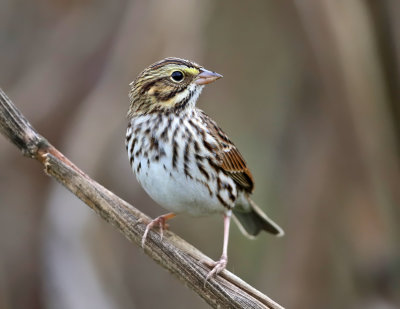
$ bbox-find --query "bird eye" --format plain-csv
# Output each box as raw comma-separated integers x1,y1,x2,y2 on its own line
171,71,184,82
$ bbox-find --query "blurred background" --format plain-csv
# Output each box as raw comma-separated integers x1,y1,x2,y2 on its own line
1,0,399,308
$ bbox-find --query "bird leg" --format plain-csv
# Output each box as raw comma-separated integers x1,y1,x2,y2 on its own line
205,211,231,281
141,213,176,247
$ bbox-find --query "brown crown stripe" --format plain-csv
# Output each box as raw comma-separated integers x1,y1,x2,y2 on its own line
149,58,200,70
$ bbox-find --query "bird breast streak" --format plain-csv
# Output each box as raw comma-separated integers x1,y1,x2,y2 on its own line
126,113,237,215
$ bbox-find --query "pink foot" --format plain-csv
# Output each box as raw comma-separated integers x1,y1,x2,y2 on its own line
141,213,175,247
205,254,228,281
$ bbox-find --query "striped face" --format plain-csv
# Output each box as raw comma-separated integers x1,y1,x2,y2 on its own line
128,57,222,117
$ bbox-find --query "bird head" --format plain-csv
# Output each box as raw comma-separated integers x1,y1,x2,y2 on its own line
128,57,222,117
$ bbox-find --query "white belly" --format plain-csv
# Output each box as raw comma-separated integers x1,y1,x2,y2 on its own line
135,156,223,216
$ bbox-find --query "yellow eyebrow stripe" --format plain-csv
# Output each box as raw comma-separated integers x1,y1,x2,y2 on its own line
183,67,200,75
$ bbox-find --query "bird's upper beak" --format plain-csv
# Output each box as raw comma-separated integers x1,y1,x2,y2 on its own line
195,68,223,85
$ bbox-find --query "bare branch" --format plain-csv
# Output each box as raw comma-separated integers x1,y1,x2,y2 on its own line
0,88,284,309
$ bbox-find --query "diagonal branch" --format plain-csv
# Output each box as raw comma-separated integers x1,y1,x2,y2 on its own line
0,88,284,309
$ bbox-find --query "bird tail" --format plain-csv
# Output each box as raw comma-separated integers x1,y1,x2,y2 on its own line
232,198,284,239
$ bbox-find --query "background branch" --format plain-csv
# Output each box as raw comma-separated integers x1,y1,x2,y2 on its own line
0,88,284,309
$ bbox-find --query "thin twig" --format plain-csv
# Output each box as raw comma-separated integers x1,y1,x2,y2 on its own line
0,88,284,309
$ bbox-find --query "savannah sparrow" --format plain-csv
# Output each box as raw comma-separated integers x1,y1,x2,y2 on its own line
126,57,284,279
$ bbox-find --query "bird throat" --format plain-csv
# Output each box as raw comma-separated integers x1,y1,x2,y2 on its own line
129,83,203,117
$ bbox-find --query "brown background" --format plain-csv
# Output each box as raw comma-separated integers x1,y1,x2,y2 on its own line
0,1,399,308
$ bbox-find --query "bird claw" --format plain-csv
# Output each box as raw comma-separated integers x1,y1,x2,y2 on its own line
141,215,169,248
204,255,228,284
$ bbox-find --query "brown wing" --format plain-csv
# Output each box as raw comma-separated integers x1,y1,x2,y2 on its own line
199,111,254,192
220,145,254,192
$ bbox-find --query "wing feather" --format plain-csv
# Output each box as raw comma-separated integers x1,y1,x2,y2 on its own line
199,111,254,192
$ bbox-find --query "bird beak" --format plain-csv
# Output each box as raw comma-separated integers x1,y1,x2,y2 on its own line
195,68,223,85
